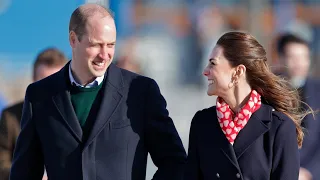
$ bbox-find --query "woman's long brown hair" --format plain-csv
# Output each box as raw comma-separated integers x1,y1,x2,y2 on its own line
216,31,314,147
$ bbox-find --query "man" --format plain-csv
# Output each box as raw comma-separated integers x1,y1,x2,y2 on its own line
277,33,320,180
0,48,67,180
10,4,186,180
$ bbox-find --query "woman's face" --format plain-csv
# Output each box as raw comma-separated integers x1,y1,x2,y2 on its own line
203,46,236,97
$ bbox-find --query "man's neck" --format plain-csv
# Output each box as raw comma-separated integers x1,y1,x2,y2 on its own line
70,62,95,86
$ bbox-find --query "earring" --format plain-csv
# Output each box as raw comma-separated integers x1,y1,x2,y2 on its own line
234,80,239,86
228,82,234,89
228,80,238,89
232,76,239,86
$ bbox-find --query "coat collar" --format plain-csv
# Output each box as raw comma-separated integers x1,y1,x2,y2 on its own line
209,103,273,171
52,61,124,144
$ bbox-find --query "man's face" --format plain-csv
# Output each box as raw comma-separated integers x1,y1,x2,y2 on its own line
70,15,116,82
282,42,310,79
34,64,64,81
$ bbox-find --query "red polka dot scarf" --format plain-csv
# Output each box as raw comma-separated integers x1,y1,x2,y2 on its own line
216,90,262,145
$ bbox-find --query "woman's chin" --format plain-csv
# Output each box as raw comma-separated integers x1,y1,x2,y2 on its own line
207,90,216,96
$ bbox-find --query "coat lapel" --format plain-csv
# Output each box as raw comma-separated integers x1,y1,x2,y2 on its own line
52,91,83,142
84,63,123,148
219,140,241,170
211,110,241,170
233,104,272,159
52,62,83,143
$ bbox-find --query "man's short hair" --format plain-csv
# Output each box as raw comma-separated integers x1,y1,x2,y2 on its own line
33,48,68,79
277,33,310,56
69,4,114,41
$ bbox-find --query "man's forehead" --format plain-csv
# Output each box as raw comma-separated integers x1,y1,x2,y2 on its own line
86,17,115,31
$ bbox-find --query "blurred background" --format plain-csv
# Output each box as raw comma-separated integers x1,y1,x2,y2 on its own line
0,0,320,179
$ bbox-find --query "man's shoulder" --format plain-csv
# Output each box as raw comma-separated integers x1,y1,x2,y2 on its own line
118,67,154,88
305,78,320,96
26,70,65,101
306,78,320,87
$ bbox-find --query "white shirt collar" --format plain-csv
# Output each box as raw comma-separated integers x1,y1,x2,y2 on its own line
69,63,104,88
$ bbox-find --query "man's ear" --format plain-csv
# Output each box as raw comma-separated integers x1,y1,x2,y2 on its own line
69,31,77,48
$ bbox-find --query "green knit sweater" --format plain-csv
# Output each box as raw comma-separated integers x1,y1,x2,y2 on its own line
70,83,103,127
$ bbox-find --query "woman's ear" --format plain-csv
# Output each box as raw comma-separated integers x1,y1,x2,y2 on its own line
232,64,246,84
235,64,246,78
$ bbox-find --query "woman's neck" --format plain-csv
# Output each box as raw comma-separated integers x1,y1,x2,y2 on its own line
222,84,252,113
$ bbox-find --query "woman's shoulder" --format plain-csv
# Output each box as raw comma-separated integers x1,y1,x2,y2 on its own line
270,109,296,133
191,106,217,124
194,106,216,116
271,110,293,123
260,102,294,124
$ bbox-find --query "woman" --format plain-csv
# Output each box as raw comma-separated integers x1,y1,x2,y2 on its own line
185,32,312,180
